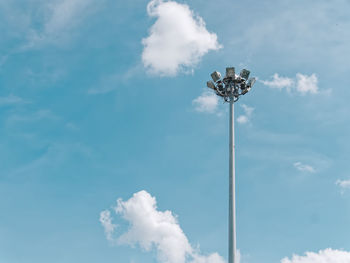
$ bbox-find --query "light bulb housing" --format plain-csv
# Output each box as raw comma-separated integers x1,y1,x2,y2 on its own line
240,69,250,80
247,77,256,88
207,81,216,90
226,67,235,78
211,71,222,82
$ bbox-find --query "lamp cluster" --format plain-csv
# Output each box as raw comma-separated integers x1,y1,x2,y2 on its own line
207,67,256,102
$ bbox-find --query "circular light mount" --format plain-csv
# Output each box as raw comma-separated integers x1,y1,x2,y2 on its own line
207,67,256,103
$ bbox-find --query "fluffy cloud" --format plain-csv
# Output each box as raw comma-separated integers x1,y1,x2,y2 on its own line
142,0,222,76
115,191,191,263
237,104,254,124
261,73,319,95
293,162,315,173
192,92,219,113
295,73,318,94
100,190,225,263
281,248,350,263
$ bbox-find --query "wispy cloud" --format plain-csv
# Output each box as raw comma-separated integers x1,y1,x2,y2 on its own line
261,73,319,95
192,92,219,114
9,142,93,178
99,210,117,242
0,0,99,50
293,162,315,173
237,104,254,124
6,109,58,125
87,65,143,95
233,1,350,72
0,95,28,106
88,85,116,95
281,248,350,263
335,179,350,194
24,0,96,48
260,73,294,91
142,0,222,76
100,190,225,263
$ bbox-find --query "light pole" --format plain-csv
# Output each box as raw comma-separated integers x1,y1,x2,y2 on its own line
206,67,256,263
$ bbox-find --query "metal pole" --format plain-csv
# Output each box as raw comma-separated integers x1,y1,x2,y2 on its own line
229,97,236,263
206,67,255,263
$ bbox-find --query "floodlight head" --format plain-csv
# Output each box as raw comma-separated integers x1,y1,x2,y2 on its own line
240,69,250,80
241,86,249,95
211,71,221,82
247,77,256,88
226,67,235,78
207,81,216,90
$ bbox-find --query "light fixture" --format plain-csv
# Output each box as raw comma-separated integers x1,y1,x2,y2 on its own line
207,81,216,90
206,67,255,102
226,67,235,78
247,77,256,88
239,69,250,80
211,71,222,82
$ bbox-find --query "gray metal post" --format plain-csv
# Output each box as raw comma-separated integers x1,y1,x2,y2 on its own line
229,97,236,263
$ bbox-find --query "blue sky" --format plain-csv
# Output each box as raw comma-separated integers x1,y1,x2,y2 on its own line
1,0,350,263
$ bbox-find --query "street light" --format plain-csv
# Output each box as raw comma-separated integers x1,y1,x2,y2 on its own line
206,67,256,263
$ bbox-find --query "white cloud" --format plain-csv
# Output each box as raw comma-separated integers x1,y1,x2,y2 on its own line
99,210,117,242
100,190,225,263
115,190,191,263
260,73,294,91
261,73,319,95
293,162,315,173
336,179,350,194
237,104,254,124
142,0,222,76
281,248,350,263
192,92,219,113
236,115,248,124
296,73,318,94
190,253,228,263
